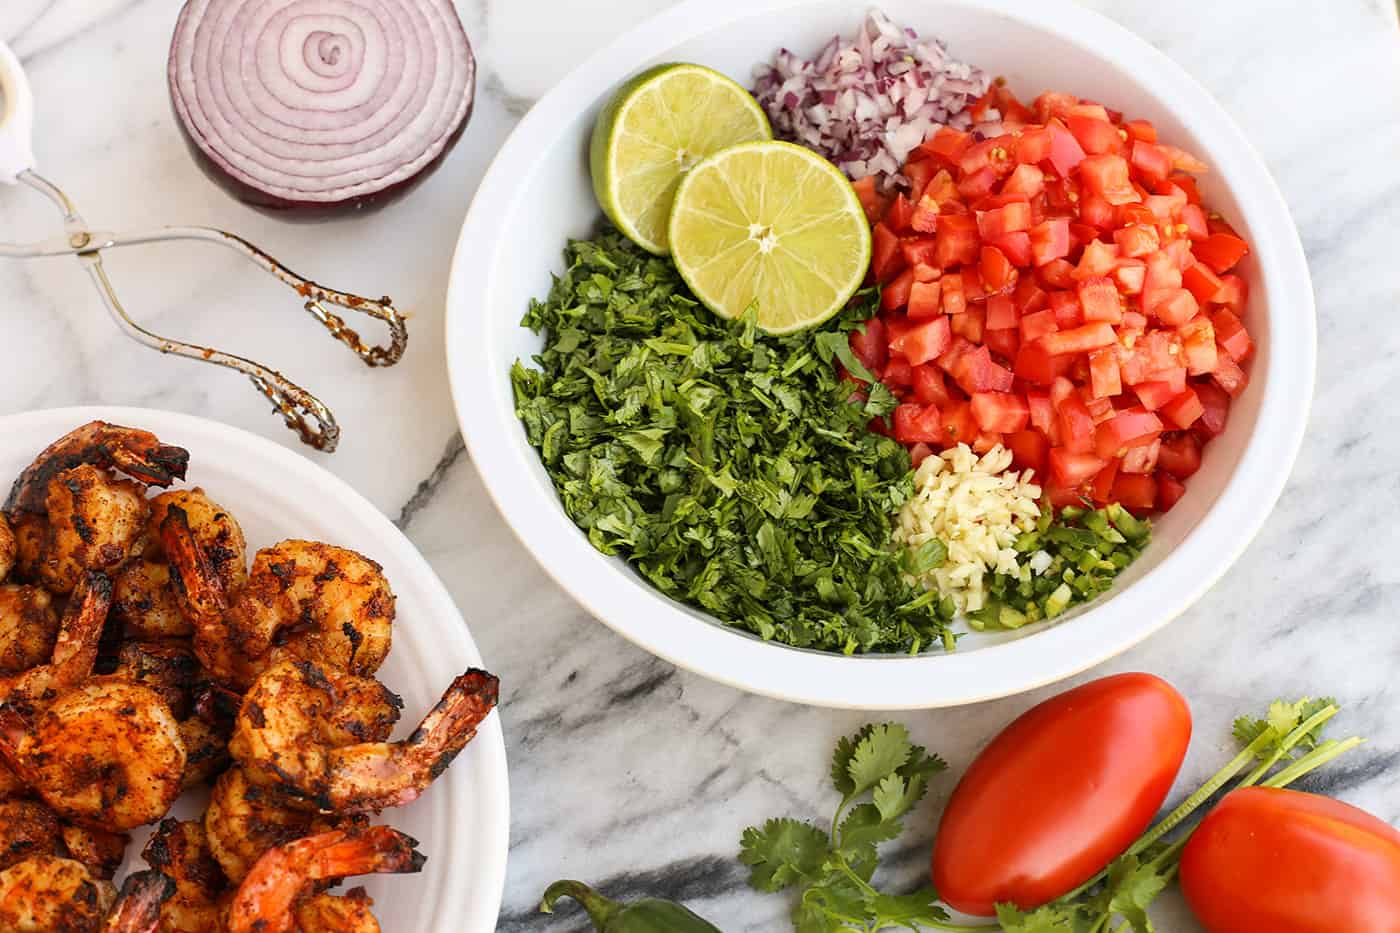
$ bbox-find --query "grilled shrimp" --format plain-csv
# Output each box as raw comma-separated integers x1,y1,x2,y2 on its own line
5,422,188,517
112,641,234,789
145,490,247,595
59,825,130,882
0,513,14,582
8,513,46,584
0,677,186,831
29,466,149,595
224,827,424,933
0,572,110,712
0,799,62,871
101,870,175,933
142,820,229,933
295,889,381,933
111,562,190,640
0,854,117,931
204,767,364,885
0,586,59,675
163,511,395,688
231,658,497,813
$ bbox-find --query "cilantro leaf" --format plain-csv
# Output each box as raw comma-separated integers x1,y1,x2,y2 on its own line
740,819,830,892
847,723,913,797
1100,854,1170,933
866,888,950,930
996,902,1095,933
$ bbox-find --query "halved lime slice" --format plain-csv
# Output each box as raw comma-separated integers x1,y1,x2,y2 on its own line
590,63,771,255
668,141,873,334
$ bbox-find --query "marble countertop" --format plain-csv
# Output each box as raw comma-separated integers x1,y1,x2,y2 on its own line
3,1,1399,930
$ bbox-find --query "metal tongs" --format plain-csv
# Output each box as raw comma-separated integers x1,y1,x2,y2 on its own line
0,41,407,452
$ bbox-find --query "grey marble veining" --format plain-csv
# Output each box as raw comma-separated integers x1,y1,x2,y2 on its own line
3,2,1399,931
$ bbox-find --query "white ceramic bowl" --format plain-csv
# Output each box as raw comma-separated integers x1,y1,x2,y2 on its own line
445,0,1314,708
0,407,510,933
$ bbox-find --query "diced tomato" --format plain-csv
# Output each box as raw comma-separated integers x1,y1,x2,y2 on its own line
1077,277,1123,324
1078,194,1117,231
908,280,943,321
1178,317,1218,375
941,272,967,316
1129,140,1172,187
971,392,1030,433
958,166,1001,202
1123,119,1157,143
986,294,1018,331
1212,351,1249,397
1182,262,1224,304
1095,407,1164,459
893,403,945,444
972,430,1004,454
1161,144,1208,174
1112,260,1146,295
1002,163,1045,199
980,246,1017,296
1156,472,1186,511
1212,309,1253,362
1193,382,1230,439
1074,240,1120,279
1144,190,1187,223
1111,473,1156,513
1178,203,1209,240
1005,429,1049,477
924,169,963,211
1170,173,1201,204
1055,395,1097,454
1149,288,1199,327
1066,115,1122,155
1133,379,1179,411
913,263,940,283
919,126,974,167
912,364,952,408
885,193,915,233
891,316,952,366
963,267,987,303
1015,126,1053,166
1049,447,1106,486
1158,432,1203,478
1034,92,1079,123
1028,218,1072,267
911,195,941,233
952,345,1015,395
1045,119,1087,177
1212,274,1248,312
936,335,975,375
940,400,979,446
1114,224,1160,259
899,237,937,269
1194,232,1250,273
990,231,1033,267
1020,308,1058,343
849,317,888,373
881,267,916,312
903,159,936,203
1037,258,1076,289
978,202,1033,239
909,442,934,468
935,214,981,268
853,176,886,223
883,356,914,387
950,305,986,343
871,223,903,283
1078,154,1139,205
1042,322,1117,356
1084,392,1114,423
1161,389,1205,429
1025,390,1057,442
1014,340,1066,386
1088,348,1122,399
1120,438,1160,474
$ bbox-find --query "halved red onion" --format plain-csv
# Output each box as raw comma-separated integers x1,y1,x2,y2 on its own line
169,0,476,214
752,9,988,193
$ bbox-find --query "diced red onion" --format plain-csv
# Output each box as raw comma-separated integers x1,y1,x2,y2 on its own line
752,8,988,192
168,0,476,214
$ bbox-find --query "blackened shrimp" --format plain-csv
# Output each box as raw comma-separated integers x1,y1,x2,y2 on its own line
0,677,186,832
224,827,424,933
31,465,149,595
100,870,175,933
141,819,229,933
0,586,59,675
0,572,110,712
5,422,188,516
163,511,395,688
230,659,497,813
0,854,116,931
110,561,190,640
0,799,62,871
295,888,382,933
0,513,14,582
112,641,234,789
145,489,247,596
58,824,130,882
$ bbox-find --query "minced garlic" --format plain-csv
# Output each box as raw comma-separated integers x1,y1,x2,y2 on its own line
893,444,1042,614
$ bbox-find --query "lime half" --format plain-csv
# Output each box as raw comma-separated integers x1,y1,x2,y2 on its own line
590,63,771,255
668,141,873,334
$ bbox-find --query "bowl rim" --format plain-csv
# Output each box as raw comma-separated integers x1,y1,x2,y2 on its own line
444,0,1315,709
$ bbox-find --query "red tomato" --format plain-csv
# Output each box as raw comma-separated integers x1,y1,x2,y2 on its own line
1193,382,1231,439
1111,472,1157,511
935,214,980,268
885,193,915,233
1212,309,1254,362
891,317,952,367
1161,389,1205,430
1005,429,1049,475
1049,447,1106,486
1129,140,1172,186
1055,396,1097,454
1065,115,1121,155
1078,276,1123,323
1158,432,1202,478
952,346,1014,395
853,175,886,223
931,673,1192,916
1193,232,1250,273
881,267,916,312
1156,471,1186,511
1042,322,1117,356
912,365,952,408
1045,119,1087,177
971,392,1030,434
1180,787,1400,933
893,403,944,444
849,318,888,373
907,280,943,321
1088,348,1121,399
871,223,903,283
919,126,972,167
980,246,1017,296
1095,407,1164,459
1079,154,1139,205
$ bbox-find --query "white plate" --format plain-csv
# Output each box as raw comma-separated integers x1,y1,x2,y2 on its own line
0,406,509,933
444,0,1315,709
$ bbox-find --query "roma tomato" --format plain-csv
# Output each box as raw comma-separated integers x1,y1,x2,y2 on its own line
1180,787,1400,933
930,673,1191,916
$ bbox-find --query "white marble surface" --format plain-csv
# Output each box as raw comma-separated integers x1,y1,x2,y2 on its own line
3,1,1400,930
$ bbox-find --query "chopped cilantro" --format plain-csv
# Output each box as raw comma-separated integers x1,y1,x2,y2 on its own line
513,228,952,653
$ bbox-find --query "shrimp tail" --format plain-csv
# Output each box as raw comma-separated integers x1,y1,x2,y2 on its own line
101,870,176,933
5,421,189,515
405,669,500,783
50,571,112,675
0,703,34,783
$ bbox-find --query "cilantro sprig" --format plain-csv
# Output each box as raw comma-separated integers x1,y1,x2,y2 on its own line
740,723,990,932
995,696,1364,933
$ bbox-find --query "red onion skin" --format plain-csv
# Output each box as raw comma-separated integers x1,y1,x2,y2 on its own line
168,0,476,218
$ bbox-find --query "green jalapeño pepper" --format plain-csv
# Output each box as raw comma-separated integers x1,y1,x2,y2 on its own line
540,880,723,932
